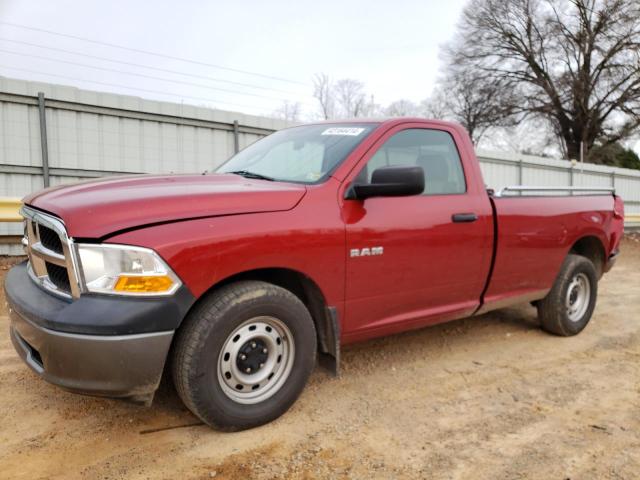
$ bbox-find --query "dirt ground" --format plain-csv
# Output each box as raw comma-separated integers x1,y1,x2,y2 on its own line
1,238,639,480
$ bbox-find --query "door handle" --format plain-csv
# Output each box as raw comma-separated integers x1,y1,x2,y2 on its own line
452,213,478,223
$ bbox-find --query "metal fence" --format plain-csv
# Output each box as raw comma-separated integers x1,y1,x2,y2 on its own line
477,149,640,217
1,77,639,254
0,77,289,253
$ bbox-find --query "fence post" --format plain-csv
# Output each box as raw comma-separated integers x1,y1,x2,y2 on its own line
611,170,616,191
37,92,50,188
517,159,523,184
569,164,574,195
517,159,523,195
233,120,240,154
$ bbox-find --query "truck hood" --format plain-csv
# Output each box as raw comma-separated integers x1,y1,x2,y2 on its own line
24,173,307,238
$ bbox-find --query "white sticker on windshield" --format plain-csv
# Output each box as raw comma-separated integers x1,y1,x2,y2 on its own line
321,127,365,136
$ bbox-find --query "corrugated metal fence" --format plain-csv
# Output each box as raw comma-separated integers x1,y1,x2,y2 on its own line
0,77,289,253
1,77,639,255
477,150,640,215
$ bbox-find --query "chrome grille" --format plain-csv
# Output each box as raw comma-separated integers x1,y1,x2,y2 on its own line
38,224,64,254
45,262,72,292
22,206,81,299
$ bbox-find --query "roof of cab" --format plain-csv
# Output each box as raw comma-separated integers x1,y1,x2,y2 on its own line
291,117,464,130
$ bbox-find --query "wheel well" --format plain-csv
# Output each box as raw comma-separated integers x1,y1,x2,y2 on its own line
211,268,338,366
570,236,605,278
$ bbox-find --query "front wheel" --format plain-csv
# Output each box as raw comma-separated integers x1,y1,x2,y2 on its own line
537,254,598,336
172,280,317,430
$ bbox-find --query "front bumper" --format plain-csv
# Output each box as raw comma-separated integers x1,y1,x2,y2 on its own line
5,262,194,403
10,309,173,402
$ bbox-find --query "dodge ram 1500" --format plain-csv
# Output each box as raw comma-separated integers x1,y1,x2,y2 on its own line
6,118,624,430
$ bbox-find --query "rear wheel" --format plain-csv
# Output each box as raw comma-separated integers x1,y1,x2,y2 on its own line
172,280,317,430
537,254,598,336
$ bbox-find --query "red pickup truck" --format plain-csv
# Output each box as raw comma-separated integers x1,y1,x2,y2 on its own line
6,118,624,430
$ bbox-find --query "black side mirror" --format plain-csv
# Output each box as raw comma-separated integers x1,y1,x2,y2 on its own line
345,165,425,200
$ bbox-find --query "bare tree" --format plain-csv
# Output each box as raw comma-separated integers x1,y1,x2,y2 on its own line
272,101,302,122
385,99,421,117
426,69,518,144
420,97,448,120
447,0,640,161
312,75,379,118
334,79,368,117
312,73,335,120
483,117,561,155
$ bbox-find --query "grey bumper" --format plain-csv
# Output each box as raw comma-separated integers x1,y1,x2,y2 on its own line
5,261,195,403
9,306,174,403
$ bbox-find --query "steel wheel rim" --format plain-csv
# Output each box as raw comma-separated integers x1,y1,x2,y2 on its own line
566,272,591,322
217,316,295,404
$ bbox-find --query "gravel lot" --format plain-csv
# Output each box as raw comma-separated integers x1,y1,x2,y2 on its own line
1,237,639,480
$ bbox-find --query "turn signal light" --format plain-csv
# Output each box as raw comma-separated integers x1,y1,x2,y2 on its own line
114,275,174,293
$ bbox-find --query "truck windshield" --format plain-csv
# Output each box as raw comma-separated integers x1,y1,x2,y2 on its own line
217,123,378,184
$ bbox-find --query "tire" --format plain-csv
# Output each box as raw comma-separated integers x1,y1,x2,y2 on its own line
537,254,598,336
172,280,317,430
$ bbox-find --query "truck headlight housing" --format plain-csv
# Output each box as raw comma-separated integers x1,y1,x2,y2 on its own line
76,244,181,296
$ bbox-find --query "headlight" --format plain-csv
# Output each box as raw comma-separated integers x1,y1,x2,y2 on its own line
76,244,181,296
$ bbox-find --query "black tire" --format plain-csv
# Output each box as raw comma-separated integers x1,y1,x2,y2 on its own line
537,254,598,336
172,280,317,430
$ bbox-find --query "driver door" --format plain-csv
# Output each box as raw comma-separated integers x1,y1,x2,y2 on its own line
342,125,493,341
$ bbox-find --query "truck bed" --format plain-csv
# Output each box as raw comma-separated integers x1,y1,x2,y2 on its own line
478,193,623,314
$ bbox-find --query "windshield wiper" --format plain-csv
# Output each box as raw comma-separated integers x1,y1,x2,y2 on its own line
228,170,275,181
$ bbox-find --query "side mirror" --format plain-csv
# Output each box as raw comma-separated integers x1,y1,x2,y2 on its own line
345,165,425,200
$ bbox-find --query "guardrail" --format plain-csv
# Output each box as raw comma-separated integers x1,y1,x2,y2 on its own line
0,198,22,222
627,213,640,227
0,198,23,246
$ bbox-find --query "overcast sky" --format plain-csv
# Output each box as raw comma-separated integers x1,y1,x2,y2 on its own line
0,0,467,117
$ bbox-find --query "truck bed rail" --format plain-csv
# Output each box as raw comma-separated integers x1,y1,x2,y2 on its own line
494,186,616,197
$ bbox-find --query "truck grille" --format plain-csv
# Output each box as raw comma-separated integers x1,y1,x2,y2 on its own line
38,224,64,254
45,262,72,292
22,206,81,299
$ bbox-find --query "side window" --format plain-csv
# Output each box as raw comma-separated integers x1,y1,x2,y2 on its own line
359,129,466,195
